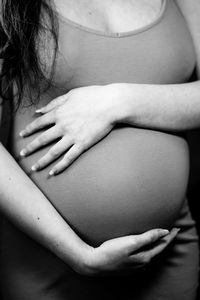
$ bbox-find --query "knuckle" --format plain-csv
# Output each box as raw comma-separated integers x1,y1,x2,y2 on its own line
26,125,33,133
36,160,44,168
59,95,66,103
130,237,137,248
73,146,83,158
65,148,78,163
38,135,47,144
65,153,74,163
33,119,40,128
122,245,131,257
78,138,88,149
26,144,33,152
76,143,84,153
165,237,172,246
55,107,63,119
148,235,155,244
52,99,58,106
49,148,60,158
135,254,150,265
66,90,73,98
60,122,68,132
131,254,144,265
147,231,158,243
142,255,151,265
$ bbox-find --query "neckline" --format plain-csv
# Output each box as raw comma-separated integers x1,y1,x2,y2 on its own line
57,0,167,38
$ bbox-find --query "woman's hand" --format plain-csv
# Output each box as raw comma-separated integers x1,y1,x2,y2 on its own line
20,85,120,175
74,228,179,276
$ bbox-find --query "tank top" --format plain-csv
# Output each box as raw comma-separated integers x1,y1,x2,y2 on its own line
53,0,196,93
0,0,196,145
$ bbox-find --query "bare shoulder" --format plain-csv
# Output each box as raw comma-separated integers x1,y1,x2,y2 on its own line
175,0,200,73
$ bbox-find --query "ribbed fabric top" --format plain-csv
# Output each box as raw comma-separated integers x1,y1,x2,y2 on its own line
54,0,196,92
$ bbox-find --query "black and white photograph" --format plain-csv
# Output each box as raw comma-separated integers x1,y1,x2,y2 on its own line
0,0,200,299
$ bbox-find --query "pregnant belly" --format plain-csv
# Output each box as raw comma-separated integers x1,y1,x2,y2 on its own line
11,108,189,246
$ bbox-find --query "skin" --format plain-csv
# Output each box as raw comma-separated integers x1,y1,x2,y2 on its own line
55,0,163,33
0,0,180,276
20,0,200,176
0,107,178,276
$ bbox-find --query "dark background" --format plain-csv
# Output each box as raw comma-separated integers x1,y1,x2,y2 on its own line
187,130,200,299
187,130,200,237
0,131,199,300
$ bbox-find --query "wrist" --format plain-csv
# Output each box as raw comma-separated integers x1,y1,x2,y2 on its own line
106,83,138,124
64,243,99,276
72,246,105,276
51,233,97,275
59,239,101,276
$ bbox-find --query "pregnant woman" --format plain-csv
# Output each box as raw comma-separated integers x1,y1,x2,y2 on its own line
0,0,200,299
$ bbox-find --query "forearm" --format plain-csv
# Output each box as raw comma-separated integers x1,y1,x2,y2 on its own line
110,80,200,131
0,143,89,269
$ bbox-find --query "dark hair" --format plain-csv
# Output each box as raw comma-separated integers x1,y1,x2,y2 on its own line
0,0,58,108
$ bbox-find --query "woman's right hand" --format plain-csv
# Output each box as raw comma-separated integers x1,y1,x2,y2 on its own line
75,228,179,276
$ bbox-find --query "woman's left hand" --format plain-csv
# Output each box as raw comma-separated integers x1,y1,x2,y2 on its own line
20,85,120,175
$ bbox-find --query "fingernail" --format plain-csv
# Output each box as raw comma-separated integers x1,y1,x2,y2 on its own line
20,149,27,157
49,170,55,176
161,229,169,235
19,131,25,137
172,228,180,233
31,165,38,172
35,107,44,113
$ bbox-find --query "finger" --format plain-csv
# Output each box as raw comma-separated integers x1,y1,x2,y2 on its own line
49,143,84,175
128,228,170,253
20,126,60,157
145,227,179,258
130,228,180,265
35,95,67,114
31,138,73,171
19,112,55,137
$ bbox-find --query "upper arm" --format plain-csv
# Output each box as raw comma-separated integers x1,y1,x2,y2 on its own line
176,0,200,77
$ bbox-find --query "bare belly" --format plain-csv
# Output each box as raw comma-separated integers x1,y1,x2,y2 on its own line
10,99,189,246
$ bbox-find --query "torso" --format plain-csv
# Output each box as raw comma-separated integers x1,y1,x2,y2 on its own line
10,0,196,245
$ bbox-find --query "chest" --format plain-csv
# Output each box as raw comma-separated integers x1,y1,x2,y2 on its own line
53,0,195,91
54,0,163,33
